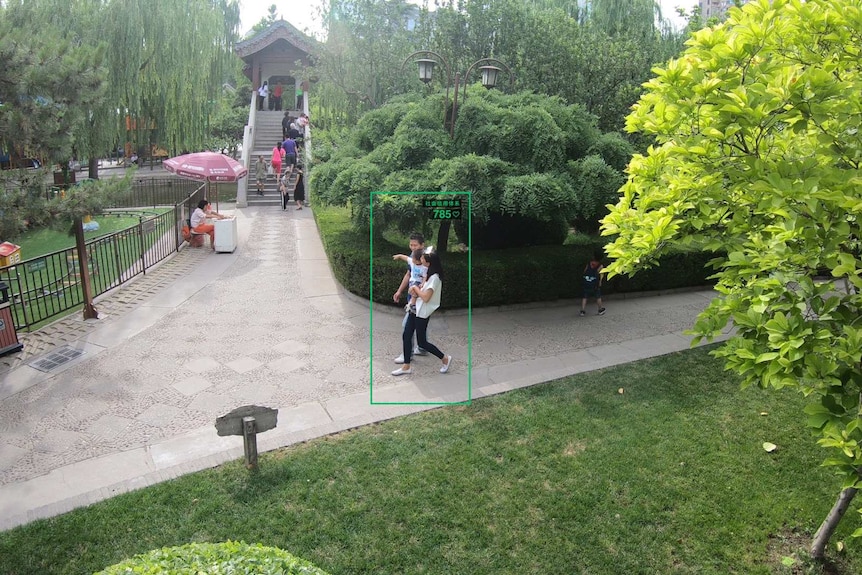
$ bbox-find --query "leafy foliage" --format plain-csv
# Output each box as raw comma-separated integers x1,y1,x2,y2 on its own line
0,0,240,176
246,3,280,38
95,541,331,575
206,74,251,156
0,1,107,167
435,154,512,224
313,0,417,126
313,89,629,249
312,0,687,134
0,170,132,240
352,97,421,153
0,172,50,240
47,174,133,228
602,0,862,546
586,132,636,172
315,205,716,306
569,155,626,234
104,0,241,155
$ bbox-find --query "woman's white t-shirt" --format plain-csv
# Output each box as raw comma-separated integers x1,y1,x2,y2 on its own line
415,274,442,319
190,207,207,229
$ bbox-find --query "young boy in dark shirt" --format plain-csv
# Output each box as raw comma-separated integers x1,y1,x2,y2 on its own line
580,255,606,316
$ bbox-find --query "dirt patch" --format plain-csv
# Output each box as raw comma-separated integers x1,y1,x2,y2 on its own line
765,526,852,574
563,439,587,457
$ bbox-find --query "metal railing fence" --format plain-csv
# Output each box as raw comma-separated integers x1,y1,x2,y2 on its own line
1,182,207,331
43,178,202,208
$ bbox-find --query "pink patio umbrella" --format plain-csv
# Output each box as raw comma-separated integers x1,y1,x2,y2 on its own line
163,152,248,211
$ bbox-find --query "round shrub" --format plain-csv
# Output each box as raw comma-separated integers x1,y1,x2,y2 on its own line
95,541,331,575
586,132,634,172
351,99,416,152
568,154,625,234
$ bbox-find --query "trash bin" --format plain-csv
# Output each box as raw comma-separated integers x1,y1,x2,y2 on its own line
0,282,22,356
53,170,76,186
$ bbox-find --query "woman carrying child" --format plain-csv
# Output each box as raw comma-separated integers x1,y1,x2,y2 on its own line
391,251,453,376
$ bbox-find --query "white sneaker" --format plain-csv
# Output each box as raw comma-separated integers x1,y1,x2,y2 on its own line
440,356,453,374
391,367,413,376
394,354,405,364
414,347,428,356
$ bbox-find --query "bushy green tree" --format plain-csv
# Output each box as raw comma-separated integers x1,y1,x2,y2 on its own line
601,0,862,559
246,3,279,38
206,75,250,157
569,155,625,234
0,1,106,170
313,0,416,125
104,0,240,157
313,89,628,251
313,0,686,134
0,0,240,178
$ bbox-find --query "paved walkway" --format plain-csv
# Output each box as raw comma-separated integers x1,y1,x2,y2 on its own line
0,204,728,531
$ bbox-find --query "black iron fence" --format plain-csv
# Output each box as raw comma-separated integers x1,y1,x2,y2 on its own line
1,181,207,331
45,178,202,208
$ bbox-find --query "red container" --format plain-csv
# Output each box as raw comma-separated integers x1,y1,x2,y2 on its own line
0,303,23,356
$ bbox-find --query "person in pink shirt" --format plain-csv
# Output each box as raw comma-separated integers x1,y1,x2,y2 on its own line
271,141,284,179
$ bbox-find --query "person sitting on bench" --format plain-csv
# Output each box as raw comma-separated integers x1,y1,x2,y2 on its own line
190,199,226,249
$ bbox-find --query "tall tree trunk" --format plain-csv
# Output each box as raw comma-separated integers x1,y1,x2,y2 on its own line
811,487,858,560
88,157,99,180
73,218,99,320
436,220,450,255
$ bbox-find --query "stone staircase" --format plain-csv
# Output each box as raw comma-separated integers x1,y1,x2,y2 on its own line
246,111,300,207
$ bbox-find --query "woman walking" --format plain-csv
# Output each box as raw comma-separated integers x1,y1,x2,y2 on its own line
392,251,453,376
255,155,266,196
293,168,305,210
270,141,284,181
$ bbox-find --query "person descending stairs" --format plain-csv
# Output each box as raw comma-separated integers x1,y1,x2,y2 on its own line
280,167,304,210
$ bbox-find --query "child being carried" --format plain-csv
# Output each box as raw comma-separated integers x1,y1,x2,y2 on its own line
392,248,427,314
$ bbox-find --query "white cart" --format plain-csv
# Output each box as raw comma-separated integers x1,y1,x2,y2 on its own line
214,217,237,253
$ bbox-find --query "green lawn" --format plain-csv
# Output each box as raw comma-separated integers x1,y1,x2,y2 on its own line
1,347,860,574
13,210,169,260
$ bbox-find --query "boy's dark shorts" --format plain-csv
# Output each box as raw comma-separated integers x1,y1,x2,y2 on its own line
583,286,601,299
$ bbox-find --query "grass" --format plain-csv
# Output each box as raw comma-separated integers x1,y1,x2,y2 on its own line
1,347,860,574
14,210,169,259
564,230,601,247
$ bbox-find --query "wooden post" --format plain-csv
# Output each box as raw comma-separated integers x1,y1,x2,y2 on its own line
242,416,259,471
215,405,277,473
74,218,99,320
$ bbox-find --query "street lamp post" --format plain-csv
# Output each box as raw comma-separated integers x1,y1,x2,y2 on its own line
401,51,514,139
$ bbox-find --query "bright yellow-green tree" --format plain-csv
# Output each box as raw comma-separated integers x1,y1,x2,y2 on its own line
602,0,862,559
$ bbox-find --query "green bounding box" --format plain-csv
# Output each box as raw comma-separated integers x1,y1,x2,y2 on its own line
369,191,472,406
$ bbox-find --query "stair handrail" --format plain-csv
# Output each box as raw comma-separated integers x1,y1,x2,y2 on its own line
237,89,258,208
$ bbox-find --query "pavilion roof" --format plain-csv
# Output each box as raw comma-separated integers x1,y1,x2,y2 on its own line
235,19,321,60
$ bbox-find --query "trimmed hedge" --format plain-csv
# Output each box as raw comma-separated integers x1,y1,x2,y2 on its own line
95,541,331,575
316,207,719,309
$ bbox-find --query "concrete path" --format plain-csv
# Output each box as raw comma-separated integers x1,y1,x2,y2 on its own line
0,204,728,531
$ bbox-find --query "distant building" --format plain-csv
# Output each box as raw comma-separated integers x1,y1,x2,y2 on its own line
699,0,755,21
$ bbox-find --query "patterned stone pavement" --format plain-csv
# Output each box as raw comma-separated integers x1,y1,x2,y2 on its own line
0,246,211,373
0,202,720,529
0,207,373,484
